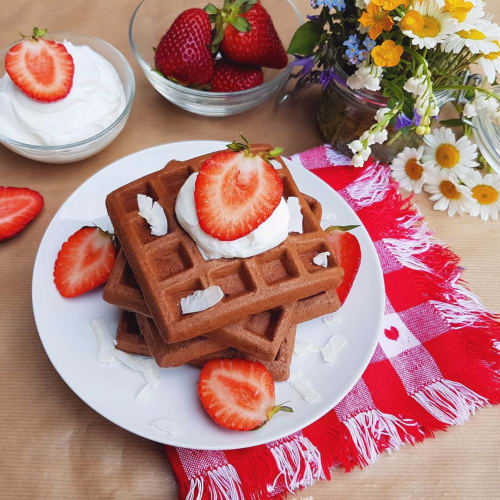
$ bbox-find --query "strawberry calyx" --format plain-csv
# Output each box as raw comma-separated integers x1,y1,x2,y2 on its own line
325,225,360,233
19,26,48,41
226,135,284,163
253,402,294,431
205,0,257,53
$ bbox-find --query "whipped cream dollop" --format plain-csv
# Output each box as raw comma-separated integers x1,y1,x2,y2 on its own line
175,173,290,260
0,41,126,145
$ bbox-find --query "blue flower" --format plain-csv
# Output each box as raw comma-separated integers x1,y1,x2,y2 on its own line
311,0,346,11
344,34,359,48
363,37,376,51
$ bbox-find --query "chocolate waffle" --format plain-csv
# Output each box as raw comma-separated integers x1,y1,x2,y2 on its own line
105,146,343,345
104,194,340,362
115,310,296,381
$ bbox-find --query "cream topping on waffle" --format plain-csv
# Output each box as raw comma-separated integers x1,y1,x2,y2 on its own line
175,172,290,260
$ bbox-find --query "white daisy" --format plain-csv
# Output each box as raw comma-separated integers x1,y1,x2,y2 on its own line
456,1,486,30
402,0,459,50
478,41,500,83
424,170,474,216
462,170,500,221
441,20,500,55
391,146,432,193
423,128,479,179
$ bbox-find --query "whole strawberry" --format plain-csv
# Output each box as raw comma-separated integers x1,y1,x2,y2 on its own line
211,59,263,92
207,1,288,69
155,9,214,86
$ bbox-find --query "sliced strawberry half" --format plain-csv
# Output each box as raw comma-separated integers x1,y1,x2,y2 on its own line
195,141,284,241
325,225,361,304
0,187,44,241
198,358,292,431
5,27,74,102
54,226,116,298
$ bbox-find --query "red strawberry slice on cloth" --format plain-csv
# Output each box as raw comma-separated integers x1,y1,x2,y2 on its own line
154,8,214,86
207,1,288,69
198,358,292,431
194,138,283,241
54,226,116,298
326,225,361,304
211,59,263,92
5,27,74,102
0,187,44,241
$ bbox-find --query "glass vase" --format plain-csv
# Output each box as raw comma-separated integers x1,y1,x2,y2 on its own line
317,77,455,163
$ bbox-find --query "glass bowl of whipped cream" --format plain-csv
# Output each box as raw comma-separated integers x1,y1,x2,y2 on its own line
129,0,301,117
0,32,135,163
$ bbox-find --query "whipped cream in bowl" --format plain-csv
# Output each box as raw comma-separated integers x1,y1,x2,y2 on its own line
175,172,290,260
0,32,135,163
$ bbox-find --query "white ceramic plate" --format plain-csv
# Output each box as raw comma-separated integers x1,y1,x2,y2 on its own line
32,141,384,450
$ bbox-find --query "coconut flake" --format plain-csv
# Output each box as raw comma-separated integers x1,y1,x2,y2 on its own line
293,340,321,356
321,334,346,363
312,251,330,268
287,197,303,234
150,418,178,436
90,317,115,364
322,314,342,327
288,371,320,403
113,349,160,401
180,286,224,314
137,194,168,236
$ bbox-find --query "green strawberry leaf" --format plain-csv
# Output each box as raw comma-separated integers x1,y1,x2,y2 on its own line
287,21,323,56
204,3,219,14
229,15,251,32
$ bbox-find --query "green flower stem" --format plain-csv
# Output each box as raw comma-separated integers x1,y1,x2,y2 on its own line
434,85,500,103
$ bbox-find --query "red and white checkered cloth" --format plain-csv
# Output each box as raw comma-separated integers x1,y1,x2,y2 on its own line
166,145,500,500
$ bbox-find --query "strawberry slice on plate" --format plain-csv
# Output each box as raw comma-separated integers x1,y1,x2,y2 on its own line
198,358,292,431
326,225,361,304
54,226,116,298
194,139,284,241
0,187,44,241
5,27,74,102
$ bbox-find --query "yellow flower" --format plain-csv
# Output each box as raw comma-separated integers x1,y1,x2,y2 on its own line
371,0,409,10
444,0,473,23
371,40,404,67
359,3,395,40
484,41,500,61
400,10,424,32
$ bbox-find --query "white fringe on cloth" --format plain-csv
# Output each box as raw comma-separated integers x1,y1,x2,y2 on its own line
345,162,391,207
185,464,244,500
411,379,489,426
342,409,421,467
430,275,492,328
267,435,325,494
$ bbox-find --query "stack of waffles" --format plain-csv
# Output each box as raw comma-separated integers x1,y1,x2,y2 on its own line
103,146,344,381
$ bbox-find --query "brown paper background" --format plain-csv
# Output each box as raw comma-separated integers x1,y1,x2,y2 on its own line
1,1,499,498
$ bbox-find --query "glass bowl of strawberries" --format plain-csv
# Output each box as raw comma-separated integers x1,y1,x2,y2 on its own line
129,0,301,116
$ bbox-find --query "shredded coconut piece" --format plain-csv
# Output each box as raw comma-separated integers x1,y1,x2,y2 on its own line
150,418,178,436
137,194,168,236
288,371,320,403
322,314,342,326
321,334,346,363
90,317,115,364
294,340,321,356
180,286,224,314
312,251,330,268
113,349,160,401
287,197,303,234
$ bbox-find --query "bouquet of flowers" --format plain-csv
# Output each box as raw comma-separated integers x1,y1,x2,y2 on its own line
288,0,500,220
